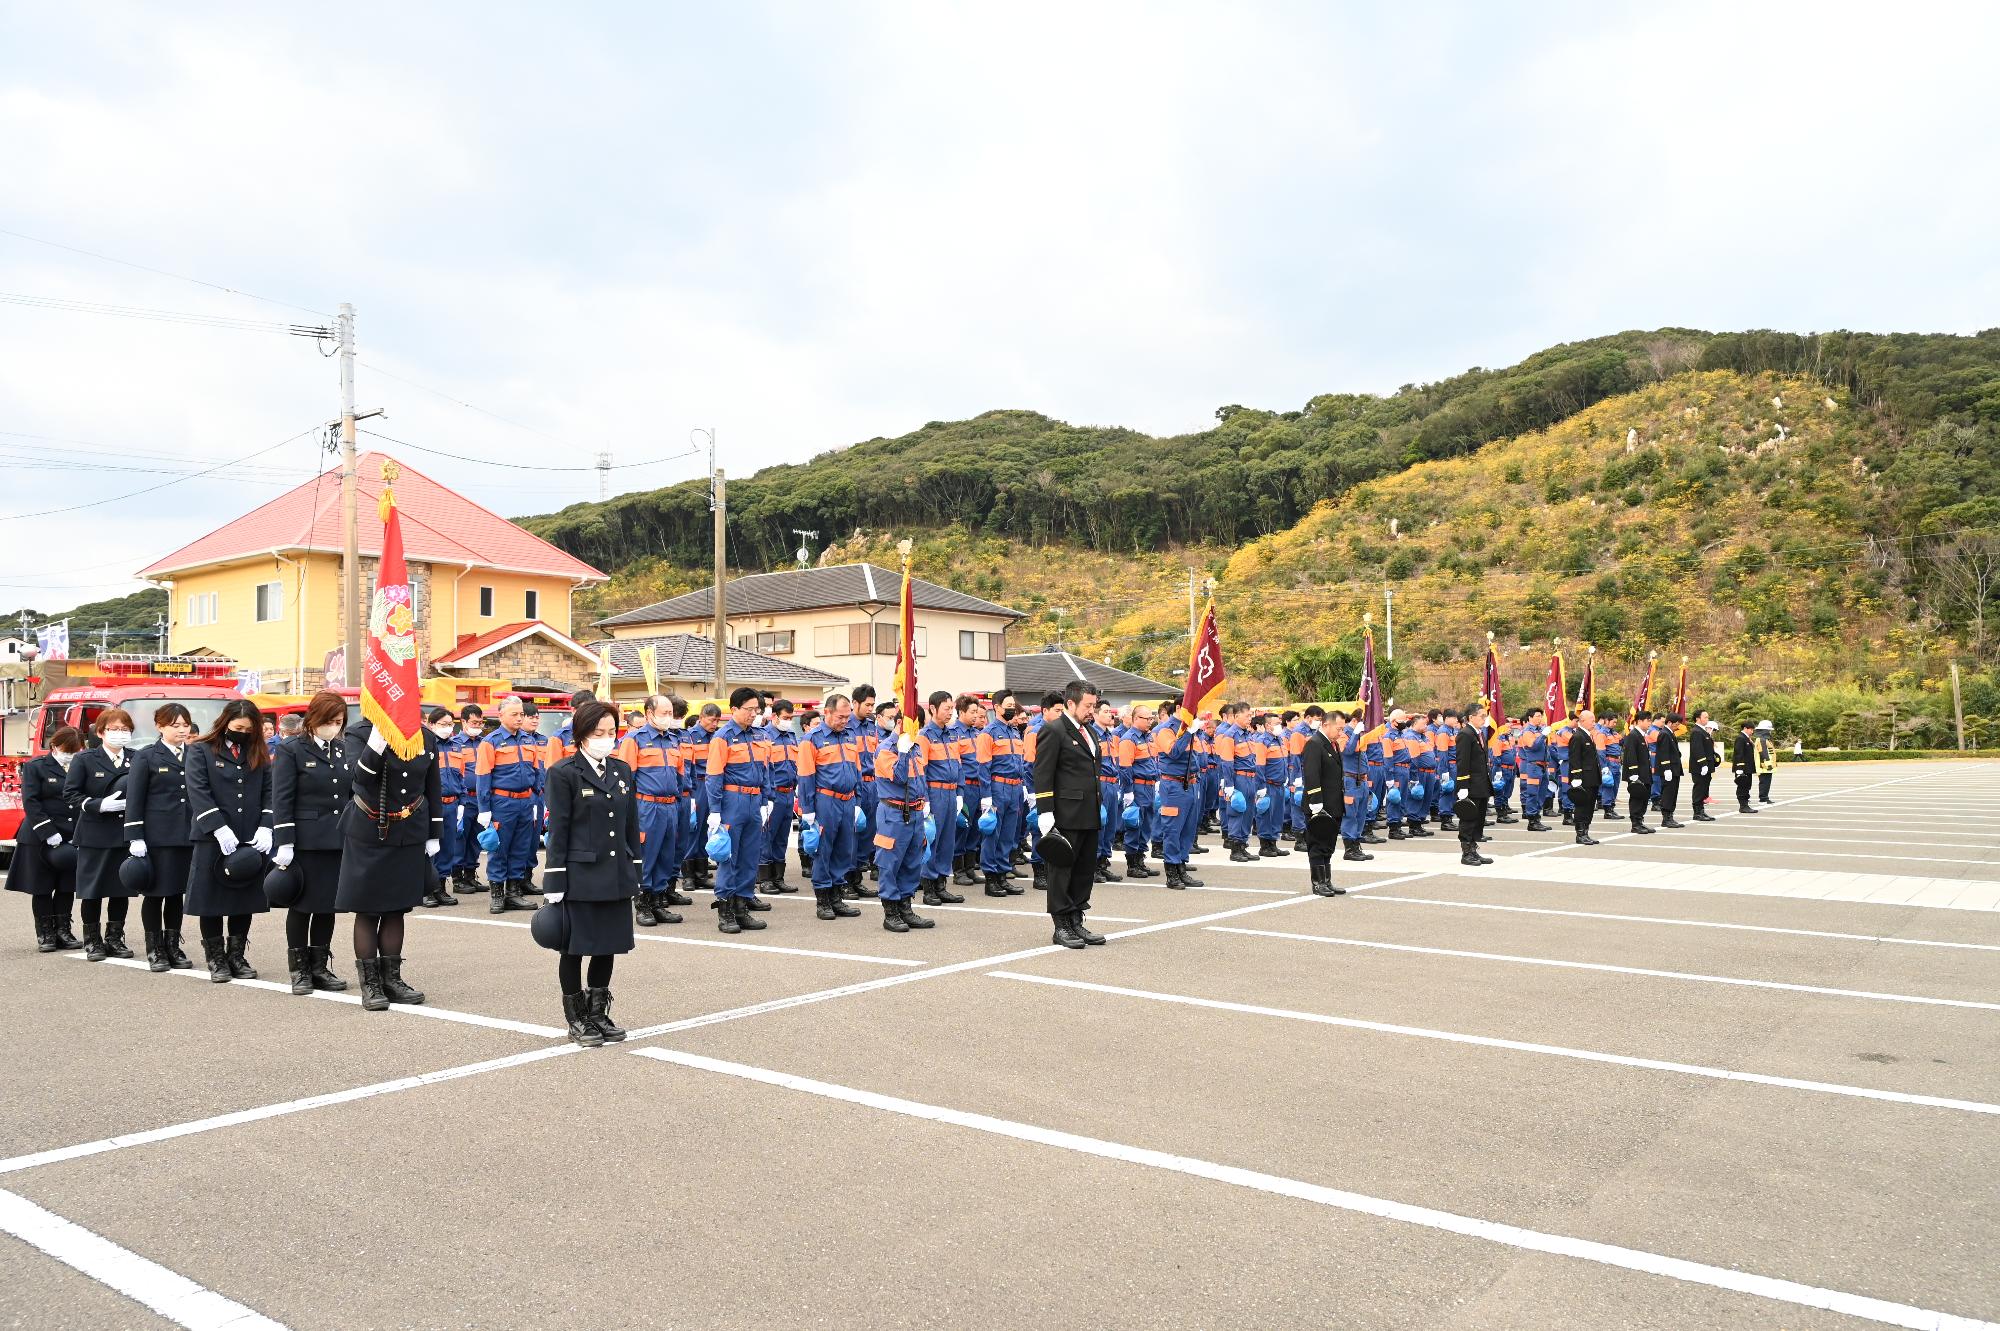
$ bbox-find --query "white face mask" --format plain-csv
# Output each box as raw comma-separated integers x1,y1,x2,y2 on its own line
649,715,674,731
582,736,616,761
315,724,341,741
54,750,75,768
431,724,455,740
101,730,131,749
776,718,793,732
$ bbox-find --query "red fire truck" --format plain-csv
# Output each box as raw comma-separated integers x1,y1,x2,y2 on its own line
0,655,244,860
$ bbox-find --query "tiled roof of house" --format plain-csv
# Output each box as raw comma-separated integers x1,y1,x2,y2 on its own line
594,563,1018,628
587,634,849,689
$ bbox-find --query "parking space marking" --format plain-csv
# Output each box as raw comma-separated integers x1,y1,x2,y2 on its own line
0,1188,288,1330
983,972,2000,1116
1206,927,2000,1011
411,910,927,967
1353,894,2000,951
630,1046,2000,1330
64,953,567,1038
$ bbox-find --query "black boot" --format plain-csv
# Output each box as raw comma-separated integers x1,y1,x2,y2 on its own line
1661,817,1685,829
1343,840,1372,862
1460,844,1485,867
733,897,767,931
436,876,458,907
715,896,742,935
503,880,536,912
380,955,424,1004
1560,810,1573,826
1310,862,1340,897
201,935,230,981
1126,852,1158,879
1387,825,1407,841
1526,817,1548,832
898,898,935,930
490,884,509,914
984,871,1010,898
1631,822,1656,835
308,945,347,991
1163,864,1186,891
586,987,626,1042
1072,913,1105,945
146,927,170,973
103,923,134,960
225,935,256,979
1178,861,1205,887
952,855,978,888
1032,862,1049,891
815,888,839,921
1739,801,1757,814
54,919,82,950
1439,815,1457,832
882,898,910,933
851,870,878,899
421,879,446,909
635,891,659,927
1575,831,1600,846
1099,858,1122,882
35,918,58,954
1361,830,1386,844
1693,810,1715,822
357,957,389,1011
829,888,859,918
654,891,683,925
769,863,799,894
930,875,965,905
1051,911,1086,949
1228,840,1255,863
1258,838,1288,857
287,946,313,995
664,881,693,906
165,930,192,969
563,991,603,1046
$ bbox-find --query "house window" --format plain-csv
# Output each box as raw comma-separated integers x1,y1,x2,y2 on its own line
524,589,539,620
815,624,868,656
737,631,793,656
479,587,495,618
871,623,926,657
254,581,283,623
186,592,218,627
959,630,1005,661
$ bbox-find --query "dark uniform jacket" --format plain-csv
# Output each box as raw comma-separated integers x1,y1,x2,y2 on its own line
122,742,193,847
542,753,641,901
1032,712,1104,831
64,747,133,849
1454,725,1492,804
340,733,444,848
1567,727,1602,791
186,739,271,842
1620,728,1654,787
272,734,351,853
1300,730,1340,817
1653,727,1683,784
1688,725,1718,777
21,753,78,845
1730,730,1757,776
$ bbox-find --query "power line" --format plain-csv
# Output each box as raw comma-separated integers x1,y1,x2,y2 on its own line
0,424,321,522
0,226,328,317
0,291,331,338
357,427,700,472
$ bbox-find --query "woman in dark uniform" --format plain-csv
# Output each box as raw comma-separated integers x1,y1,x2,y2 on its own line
271,691,351,995
543,699,639,1047
65,709,139,961
186,700,273,982
123,703,196,972
6,726,83,952
337,714,443,1012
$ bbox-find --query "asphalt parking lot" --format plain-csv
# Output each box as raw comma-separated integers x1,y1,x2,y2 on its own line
2,759,1996,1330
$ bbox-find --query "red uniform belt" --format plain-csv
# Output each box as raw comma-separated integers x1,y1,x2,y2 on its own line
440,795,457,805
1132,777,1156,785
638,792,679,805
494,789,534,799
724,783,762,795
883,797,926,809
356,798,420,821
990,775,1023,785
815,788,855,801
928,781,958,789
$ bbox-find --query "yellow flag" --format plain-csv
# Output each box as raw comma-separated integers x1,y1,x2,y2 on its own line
596,646,613,703
638,644,659,696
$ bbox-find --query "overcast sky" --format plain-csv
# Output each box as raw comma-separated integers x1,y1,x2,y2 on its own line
5,0,1997,624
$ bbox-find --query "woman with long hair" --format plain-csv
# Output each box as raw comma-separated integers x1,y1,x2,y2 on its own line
542,699,639,1045
6,726,83,952
335,712,443,1012
271,691,351,994
65,709,140,961
122,703,196,971
185,699,273,982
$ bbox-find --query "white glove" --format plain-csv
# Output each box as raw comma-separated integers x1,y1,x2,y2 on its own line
273,844,295,869
251,826,273,855
896,733,916,754
47,833,63,847
214,826,240,855
128,840,147,858
707,813,721,835
759,804,771,825
1307,802,1325,818
1220,785,1233,798
1122,793,1135,808
981,799,992,814
1036,811,1055,837
801,811,817,827
543,891,565,904
99,792,127,812
477,810,492,827
1569,778,1581,788
424,839,440,857
367,729,388,754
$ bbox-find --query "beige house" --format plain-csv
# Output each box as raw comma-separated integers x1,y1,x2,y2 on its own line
594,564,1021,698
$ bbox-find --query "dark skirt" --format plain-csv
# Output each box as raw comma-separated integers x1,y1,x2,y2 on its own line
142,844,192,899
186,841,271,917
335,839,427,914
560,898,635,957
294,848,341,914
76,845,135,901
5,839,73,896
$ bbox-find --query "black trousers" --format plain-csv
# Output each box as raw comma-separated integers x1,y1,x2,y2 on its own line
1306,811,1336,874
1657,777,1679,818
1691,771,1711,811
1758,773,1773,801
1734,771,1753,806
1048,826,1098,919
1454,794,1486,847
1627,785,1649,827
1573,798,1595,837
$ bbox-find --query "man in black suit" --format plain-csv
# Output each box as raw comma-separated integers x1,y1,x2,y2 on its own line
1730,719,1759,813
1453,702,1493,866
1687,709,1719,821
1621,712,1656,833
1655,713,1686,828
1299,709,1351,896
1033,679,1106,949
1566,709,1603,845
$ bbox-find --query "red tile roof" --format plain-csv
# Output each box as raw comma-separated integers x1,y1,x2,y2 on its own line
136,452,606,582
434,620,605,670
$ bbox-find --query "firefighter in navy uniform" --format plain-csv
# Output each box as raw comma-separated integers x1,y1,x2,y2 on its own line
1655,713,1687,828
270,692,354,994
337,712,443,1012
122,703,197,971
66,709,140,962
1621,712,1657,834
1299,710,1350,897
1567,710,1603,845
542,699,642,1047
185,701,275,981
614,693,690,929
7,727,83,952
1687,710,1720,821
758,699,801,895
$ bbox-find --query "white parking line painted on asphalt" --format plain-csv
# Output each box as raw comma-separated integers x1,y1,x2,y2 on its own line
1207,927,2000,1011
982,972,2000,1117
683,885,1152,923
631,1045,2000,1331
65,952,567,1038
411,910,926,967
1354,895,2000,951
0,1188,289,1330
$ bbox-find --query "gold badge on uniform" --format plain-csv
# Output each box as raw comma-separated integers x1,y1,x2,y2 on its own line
581,789,595,799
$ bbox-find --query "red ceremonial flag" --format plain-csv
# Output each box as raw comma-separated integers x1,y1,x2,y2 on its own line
361,463,423,759
1179,598,1225,723
1673,657,1689,718
1481,634,1505,727
1632,651,1657,718
1358,623,1383,731
1576,646,1596,713
1545,645,1569,724
890,541,921,741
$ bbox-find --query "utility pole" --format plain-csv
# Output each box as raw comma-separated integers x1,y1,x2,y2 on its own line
1384,585,1395,660
596,451,612,502
338,302,360,688
696,428,726,698
155,612,166,656
96,622,111,658
1951,661,1966,751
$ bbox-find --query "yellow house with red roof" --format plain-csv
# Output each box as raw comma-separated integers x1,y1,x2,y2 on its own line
136,452,608,691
